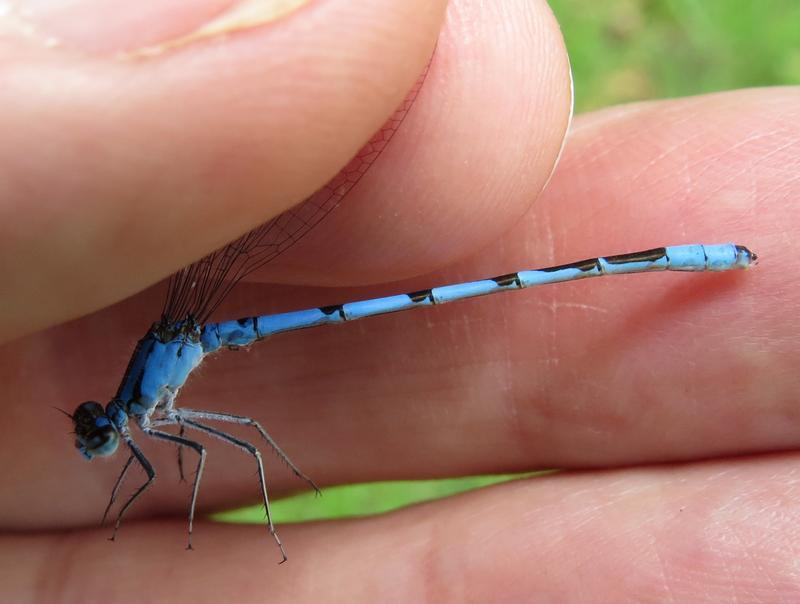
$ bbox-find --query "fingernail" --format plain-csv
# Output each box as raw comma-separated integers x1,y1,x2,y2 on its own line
2,0,312,58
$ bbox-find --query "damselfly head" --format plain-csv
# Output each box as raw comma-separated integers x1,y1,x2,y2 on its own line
72,401,119,460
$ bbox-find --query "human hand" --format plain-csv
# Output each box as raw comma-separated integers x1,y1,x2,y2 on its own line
1,0,797,601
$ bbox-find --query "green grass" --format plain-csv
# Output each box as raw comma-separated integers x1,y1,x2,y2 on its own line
552,0,800,111
217,0,797,526
214,474,530,524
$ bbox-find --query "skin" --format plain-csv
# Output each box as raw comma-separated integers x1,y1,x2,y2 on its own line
1,0,799,601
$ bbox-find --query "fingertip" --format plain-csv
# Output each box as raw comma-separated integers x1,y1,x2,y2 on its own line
259,0,574,285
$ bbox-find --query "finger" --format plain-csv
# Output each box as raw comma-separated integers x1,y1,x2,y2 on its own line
1,0,572,343
0,0,448,340
4,88,795,529
4,453,799,601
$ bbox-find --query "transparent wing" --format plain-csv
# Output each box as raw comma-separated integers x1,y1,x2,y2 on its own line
162,63,430,324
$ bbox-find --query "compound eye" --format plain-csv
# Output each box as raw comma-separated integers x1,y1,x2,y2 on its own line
72,401,119,459
72,401,105,425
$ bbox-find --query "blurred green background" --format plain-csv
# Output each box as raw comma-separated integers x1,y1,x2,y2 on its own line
217,0,799,526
